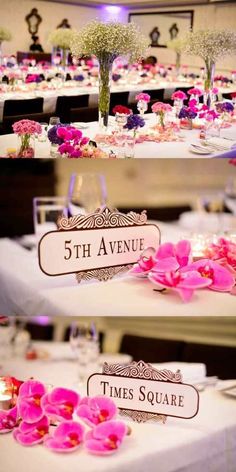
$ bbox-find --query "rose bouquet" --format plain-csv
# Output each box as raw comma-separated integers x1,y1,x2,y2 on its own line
71,21,148,128
151,102,172,129
0,378,130,455
13,119,42,158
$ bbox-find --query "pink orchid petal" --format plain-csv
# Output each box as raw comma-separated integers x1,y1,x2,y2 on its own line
156,242,175,259
175,288,194,302
175,240,191,267
152,257,180,272
84,420,127,455
44,421,84,453
0,406,18,433
77,396,117,426
85,438,116,455
178,271,212,289
182,259,235,292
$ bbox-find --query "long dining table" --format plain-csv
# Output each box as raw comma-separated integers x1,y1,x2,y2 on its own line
0,115,236,159
0,343,236,472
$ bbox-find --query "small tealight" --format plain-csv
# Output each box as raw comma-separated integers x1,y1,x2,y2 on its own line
6,148,17,158
188,234,210,260
0,379,12,410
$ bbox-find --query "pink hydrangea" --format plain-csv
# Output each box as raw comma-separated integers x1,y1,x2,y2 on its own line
171,91,187,101
12,119,42,136
151,102,172,114
188,88,203,97
135,93,151,102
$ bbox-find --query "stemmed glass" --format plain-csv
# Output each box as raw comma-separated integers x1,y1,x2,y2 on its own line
66,173,107,216
69,322,100,387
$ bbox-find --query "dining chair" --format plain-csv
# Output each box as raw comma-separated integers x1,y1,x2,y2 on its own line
70,106,98,123
3,97,44,117
109,91,130,114
55,95,89,123
119,334,184,363
182,342,236,380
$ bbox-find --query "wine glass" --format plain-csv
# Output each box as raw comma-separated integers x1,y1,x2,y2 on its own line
224,177,236,215
199,192,225,233
48,116,60,130
66,173,107,216
69,322,99,386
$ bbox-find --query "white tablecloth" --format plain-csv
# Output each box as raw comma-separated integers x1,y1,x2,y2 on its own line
0,81,234,122
0,222,236,316
1,115,236,159
0,350,236,472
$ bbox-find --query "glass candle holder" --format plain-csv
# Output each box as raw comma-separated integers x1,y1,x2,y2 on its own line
137,100,148,116
0,377,13,410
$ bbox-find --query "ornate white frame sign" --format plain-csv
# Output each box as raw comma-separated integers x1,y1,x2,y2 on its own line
38,207,160,282
87,361,199,423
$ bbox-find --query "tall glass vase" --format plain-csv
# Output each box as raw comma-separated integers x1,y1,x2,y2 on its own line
204,62,215,109
61,49,69,68
0,42,2,67
175,52,181,77
98,57,113,130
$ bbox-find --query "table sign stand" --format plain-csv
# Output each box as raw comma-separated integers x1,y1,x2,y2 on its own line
38,206,161,283
87,360,199,424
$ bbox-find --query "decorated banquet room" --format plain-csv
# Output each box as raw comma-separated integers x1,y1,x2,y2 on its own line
0,0,235,158
0,0,236,471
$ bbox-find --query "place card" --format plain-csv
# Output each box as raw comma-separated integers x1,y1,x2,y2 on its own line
87,360,199,423
38,206,160,282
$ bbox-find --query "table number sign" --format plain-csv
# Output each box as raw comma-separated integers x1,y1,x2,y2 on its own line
87,361,199,423
38,206,160,282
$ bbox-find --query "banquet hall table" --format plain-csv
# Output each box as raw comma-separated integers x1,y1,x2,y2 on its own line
0,81,235,122
0,220,236,316
0,350,236,472
0,116,236,158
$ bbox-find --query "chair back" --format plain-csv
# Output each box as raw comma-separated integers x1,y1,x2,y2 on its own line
3,97,43,117
55,95,89,122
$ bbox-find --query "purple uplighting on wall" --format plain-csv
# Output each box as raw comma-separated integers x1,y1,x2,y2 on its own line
100,5,127,23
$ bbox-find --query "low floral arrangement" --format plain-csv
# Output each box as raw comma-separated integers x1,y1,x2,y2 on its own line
13,120,42,158
178,106,198,120
151,102,172,129
129,238,236,302
215,101,234,115
124,114,145,134
0,378,130,455
112,105,132,115
187,88,203,97
171,90,187,101
48,124,107,159
135,93,151,103
0,26,12,43
25,74,43,84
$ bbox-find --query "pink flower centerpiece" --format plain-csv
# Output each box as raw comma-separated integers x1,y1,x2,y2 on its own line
151,102,172,129
187,88,203,105
136,93,151,117
12,119,42,158
129,239,235,302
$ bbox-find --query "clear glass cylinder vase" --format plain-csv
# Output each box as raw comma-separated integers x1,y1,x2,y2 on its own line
17,134,35,158
98,58,113,130
204,62,215,109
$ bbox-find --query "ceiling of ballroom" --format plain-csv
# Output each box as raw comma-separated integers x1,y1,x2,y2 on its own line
39,0,230,9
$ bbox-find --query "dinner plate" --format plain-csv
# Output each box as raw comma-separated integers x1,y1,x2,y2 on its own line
189,144,212,155
72,122,89,130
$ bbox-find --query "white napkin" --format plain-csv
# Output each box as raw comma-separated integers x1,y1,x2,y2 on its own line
208,137,236,150
152,362,207,384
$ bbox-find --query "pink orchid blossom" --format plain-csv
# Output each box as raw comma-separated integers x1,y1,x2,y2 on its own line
44,421,84,452
77,396,117,427
57,127,73,141
85,420,128,455
171,91,187,101
129,253,155,277
69,148,83,158
149,269,212,302
205,238,236,274
13,416,49,446
42,387,80,422
58,143,74,155
135,93,151,102
153,240,192,273
17,380,46,423
182,259,235,292
0,406,18,433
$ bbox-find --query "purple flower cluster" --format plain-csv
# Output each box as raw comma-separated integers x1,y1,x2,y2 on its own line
47,124,64,144
124,114,145,131
74,74,85,82
178,106,197,120
216,102,234,113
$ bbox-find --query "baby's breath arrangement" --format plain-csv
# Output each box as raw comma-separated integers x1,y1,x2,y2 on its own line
184,30,236,91
48,28,77,50
166,38,186,72
0,27,12,43
71,21,148,128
